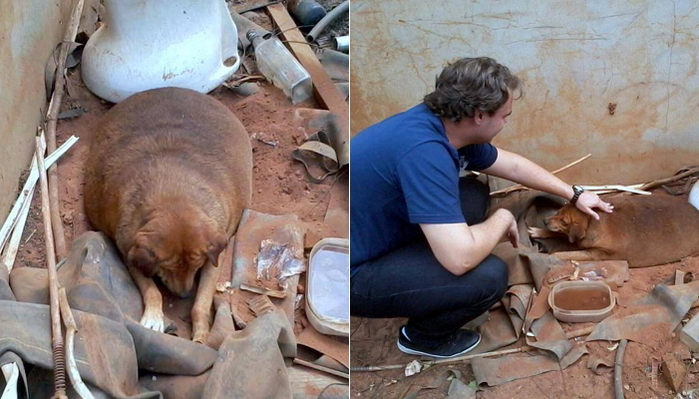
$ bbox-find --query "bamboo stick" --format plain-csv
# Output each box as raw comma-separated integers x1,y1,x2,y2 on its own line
44,0,85,261
35,136,67,399
490,154,592,196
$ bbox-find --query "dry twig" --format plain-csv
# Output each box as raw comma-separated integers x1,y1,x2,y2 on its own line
350,345,535,372
35,136,67,399
490,154,592,196
44,0,85,260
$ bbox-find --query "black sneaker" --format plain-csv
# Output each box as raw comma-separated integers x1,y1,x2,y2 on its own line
397,326,481,359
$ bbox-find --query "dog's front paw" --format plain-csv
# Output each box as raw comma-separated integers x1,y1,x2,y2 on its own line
140,306,166,332
192,329,208,344
528,226,550,239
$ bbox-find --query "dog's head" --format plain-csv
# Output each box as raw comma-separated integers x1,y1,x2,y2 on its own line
544,204,591,244
126,212,227,298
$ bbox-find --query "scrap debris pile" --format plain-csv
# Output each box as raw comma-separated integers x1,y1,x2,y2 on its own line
0,0,349,398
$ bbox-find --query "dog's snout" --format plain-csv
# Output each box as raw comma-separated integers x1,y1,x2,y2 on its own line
174,288,194,299
544,216,557,228
159,271,196,298
168,280,195,298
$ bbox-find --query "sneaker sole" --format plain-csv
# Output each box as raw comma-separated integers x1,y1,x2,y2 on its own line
396,334,482,359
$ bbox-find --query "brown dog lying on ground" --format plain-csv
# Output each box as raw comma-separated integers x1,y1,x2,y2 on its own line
84,87,251,342
529,193,699,267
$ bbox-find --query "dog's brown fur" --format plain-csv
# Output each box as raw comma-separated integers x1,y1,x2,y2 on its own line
540,194,699,267
84,87,251,341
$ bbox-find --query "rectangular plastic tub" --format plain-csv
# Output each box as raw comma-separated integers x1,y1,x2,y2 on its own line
548,280,616,323
306,238,349,336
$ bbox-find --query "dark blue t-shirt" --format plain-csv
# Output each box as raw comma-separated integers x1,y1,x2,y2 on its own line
350,103,498,275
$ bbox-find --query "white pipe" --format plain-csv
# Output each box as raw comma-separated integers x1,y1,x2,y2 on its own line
333,35,349,53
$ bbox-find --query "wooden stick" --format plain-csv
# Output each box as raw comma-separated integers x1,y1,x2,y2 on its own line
240,282,287,298
58,288,95,399
45,0,85,261
490,154,592,196
0,135,78,254
350,345,535,372
639,166,699,191
35,136,67,399
293,358,349,379
1,188,34,273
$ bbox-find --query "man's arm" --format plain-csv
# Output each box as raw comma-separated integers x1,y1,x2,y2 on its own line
420,208,519,276
481,149,614,219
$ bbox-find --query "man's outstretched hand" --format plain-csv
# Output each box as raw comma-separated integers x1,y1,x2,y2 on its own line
575,191,614,220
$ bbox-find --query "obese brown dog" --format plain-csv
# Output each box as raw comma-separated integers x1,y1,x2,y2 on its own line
530,194,699,267
84,87,251,342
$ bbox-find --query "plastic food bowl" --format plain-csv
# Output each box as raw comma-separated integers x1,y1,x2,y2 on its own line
306,238,349,336
548,280,616,323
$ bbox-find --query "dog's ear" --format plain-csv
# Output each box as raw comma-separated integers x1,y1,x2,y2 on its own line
205,231,228,267
567,220,587,243
127,234,159,277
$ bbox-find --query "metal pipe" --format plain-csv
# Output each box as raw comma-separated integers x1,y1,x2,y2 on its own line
614,339,628,399
333,35,349,53
306,0,348,43
316,48,349,81
231,11,272,50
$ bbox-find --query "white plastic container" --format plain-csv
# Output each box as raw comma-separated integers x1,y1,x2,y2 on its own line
689,180,699,211
81,0,241,103
306,238,349,336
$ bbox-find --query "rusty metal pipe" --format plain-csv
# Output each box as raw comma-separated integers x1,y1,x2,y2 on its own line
305,0,348,43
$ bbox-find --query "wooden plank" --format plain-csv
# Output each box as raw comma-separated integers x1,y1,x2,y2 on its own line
233,0,279,14
267,4,349,165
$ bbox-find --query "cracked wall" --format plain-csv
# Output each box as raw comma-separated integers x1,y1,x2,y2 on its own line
351,1,699,183
0,1,71,222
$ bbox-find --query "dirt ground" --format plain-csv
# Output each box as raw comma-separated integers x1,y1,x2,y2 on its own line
351,244,699,399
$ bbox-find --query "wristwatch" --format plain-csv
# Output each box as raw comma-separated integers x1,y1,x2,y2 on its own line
570,185,585,204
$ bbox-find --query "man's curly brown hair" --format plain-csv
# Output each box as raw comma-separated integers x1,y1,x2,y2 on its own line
424,57,523,123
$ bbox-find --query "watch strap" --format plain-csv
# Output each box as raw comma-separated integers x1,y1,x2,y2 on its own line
570,185,584,204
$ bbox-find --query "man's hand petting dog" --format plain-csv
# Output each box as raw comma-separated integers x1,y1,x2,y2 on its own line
574,191,614,220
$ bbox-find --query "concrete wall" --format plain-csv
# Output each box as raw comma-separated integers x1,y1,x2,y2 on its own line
350,0,699,184
0,1,71,222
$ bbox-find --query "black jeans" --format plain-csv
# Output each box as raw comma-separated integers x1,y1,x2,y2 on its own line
350,177,509,346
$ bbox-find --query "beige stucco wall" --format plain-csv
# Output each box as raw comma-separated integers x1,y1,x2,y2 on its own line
0,1,71,221
350,1,699,184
